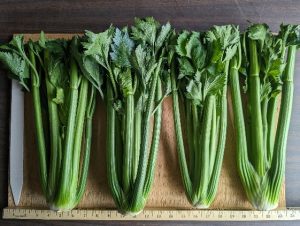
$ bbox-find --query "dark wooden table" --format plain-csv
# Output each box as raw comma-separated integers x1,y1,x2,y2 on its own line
0,0,300,225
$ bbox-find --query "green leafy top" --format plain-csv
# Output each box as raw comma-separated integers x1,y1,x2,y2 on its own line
205,25,240,64
176,31,206,75
130,17,173,110
71,35,103,96
260,34,285,99
278,24,300,47
44,39,68,86
28,34,69,124
110,27,135,97
0,35,30,90
239,24,291,99
247,23,269,50
131,17,172,58
175,25,239,106
33,36,69,126
131,17,159,47
260,24,300,99
80,17,172,103
82,27,114,71
81,27,116,97
110,28,134,68
175,31,205,105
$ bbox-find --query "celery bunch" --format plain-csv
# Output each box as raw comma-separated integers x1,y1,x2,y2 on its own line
82,17,172,215
229,24,300,210
0,34,98,210
170,25,240,207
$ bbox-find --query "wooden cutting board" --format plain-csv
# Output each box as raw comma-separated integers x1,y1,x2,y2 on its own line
7,33,285,211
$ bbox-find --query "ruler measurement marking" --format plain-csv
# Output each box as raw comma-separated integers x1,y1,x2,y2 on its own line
4,208,300,221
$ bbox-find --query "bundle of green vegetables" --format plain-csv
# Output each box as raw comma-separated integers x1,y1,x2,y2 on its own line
81,17,172,215
170,25,240,208
0,34,97,210
229,24,300,210
0,18,298,213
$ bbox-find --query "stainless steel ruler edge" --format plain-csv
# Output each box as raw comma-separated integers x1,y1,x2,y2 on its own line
3,208,300,221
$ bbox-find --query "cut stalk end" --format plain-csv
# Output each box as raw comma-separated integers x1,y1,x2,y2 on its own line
123,210,143,216
193,203,210,209
251,199,278,211
49,202,75,212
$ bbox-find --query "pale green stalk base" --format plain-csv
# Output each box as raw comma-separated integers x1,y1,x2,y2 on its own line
49,202,76,212
249,194,279,211
193,203,210,209
124,209,144,216
122,205,144,217
251,201,278,211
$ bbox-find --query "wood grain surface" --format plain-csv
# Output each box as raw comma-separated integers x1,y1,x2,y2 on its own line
0,0,300,225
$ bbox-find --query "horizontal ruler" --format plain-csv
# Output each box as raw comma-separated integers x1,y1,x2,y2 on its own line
3,208,300,221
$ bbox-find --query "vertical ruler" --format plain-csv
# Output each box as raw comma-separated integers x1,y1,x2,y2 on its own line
3,208,300,221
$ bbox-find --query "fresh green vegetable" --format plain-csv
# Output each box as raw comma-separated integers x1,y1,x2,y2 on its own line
229,24,300,210
82,17,172,215
0,34,98,210
1,19,299,214
171,25,240,207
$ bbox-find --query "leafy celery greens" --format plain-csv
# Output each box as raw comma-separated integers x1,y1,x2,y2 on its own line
0,19,298,214
82,17,172,215
0,34,98,210
170,25,240,207
229,24,300,210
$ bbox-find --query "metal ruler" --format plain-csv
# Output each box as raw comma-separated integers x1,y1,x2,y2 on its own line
3,208,300,221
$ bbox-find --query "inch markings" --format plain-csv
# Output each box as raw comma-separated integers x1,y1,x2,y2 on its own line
2,208,300,221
